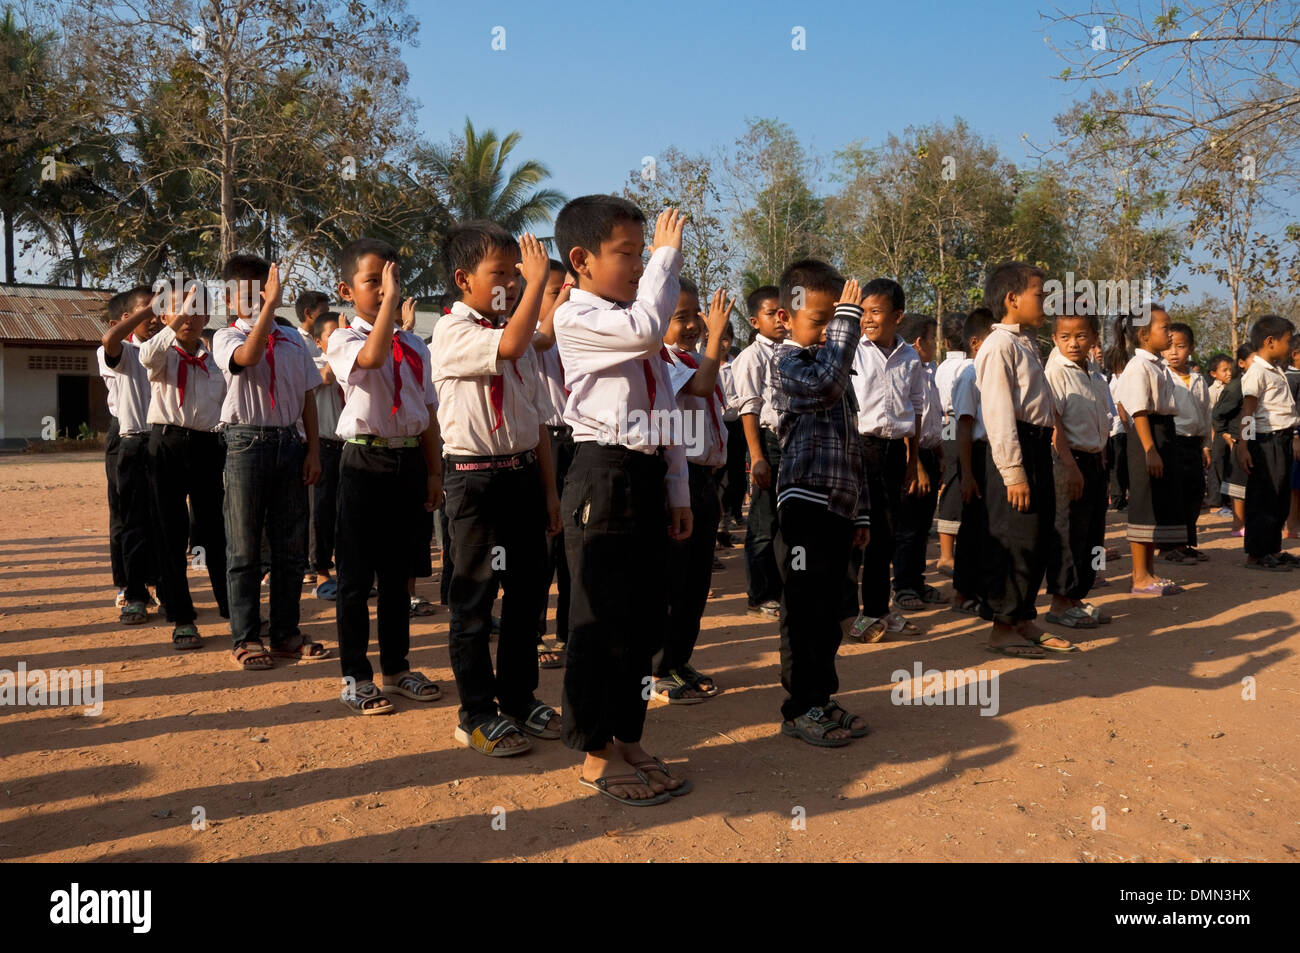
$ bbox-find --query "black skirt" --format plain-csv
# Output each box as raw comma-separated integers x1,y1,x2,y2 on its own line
1125,413,1187,545
935,438,963,533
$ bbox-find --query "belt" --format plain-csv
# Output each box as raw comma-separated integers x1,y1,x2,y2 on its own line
151,423,219,436
226,423,295,434
862,434,905,446
446,449,537,471
347,435,420,449
1017,422,1054,440
1254,428,1295,441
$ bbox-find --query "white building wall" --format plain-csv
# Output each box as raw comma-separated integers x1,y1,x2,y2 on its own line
1,346,95,440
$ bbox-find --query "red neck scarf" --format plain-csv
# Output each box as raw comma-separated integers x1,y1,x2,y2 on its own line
473,316,523,433
173,346,209,406
390,332,424,418
641,345,674,409
264,329,283,409
673,348,723,447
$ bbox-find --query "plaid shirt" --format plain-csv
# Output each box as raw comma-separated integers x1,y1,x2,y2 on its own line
772,303,870,525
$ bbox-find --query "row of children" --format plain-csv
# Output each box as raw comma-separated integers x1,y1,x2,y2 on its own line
95,191,1300,806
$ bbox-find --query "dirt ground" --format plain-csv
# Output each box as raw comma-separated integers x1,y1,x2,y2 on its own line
1,452,1297,863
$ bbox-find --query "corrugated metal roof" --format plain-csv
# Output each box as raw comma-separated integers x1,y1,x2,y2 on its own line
0,284,113,345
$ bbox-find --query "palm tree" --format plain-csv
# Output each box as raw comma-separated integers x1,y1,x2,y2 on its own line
414,118,565,236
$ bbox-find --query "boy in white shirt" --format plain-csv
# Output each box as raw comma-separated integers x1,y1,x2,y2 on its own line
213,255,325,670
730,285,789,617
1236,315,1300,570
715,323,747,537
309,313,344,600
132,283,229,648
329,239,443,713
655,277,733,704
846,278,925,644
553,196,692,805
294,290,330,358
431,223,561,752
933,314,969,575
99,286,161,626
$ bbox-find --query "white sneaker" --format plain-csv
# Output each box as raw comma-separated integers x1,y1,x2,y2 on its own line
114,588,126,608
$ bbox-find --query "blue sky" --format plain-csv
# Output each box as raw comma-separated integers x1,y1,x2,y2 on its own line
404,0,1080,200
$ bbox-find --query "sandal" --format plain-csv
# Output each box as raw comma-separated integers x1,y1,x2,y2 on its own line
823,699,870,738
1274,552,1300,566
339,680,394,716
985,642,1046,659
312,579,338,600
232,640,274,670
781,706,853,747
885,612,920,634
919,585,947,604
454,715,532,757
120,601,148,625
847,614,887,643
1079,602,1112,624
578,769,670,806
513,700,562,739
1020,628,1080,653
269,635,331,661
1043,606,1098,629
537,640,564,669
654,671,707,705
628,756,693,797
1184,547,1210,563
409,597,437,617
386,670,440,702
1245,555,1291,572
1160,549,1189,563
893,589,925,611
1130,580,1184,595
951,597,982,616
171,623,202,651
678,663,721,697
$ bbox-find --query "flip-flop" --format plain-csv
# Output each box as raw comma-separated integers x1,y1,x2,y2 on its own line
268,637,331,661
985,642,1047,659
578,769,670,806
629,756,693,797
1130,580,1183,595
1022,629,1080,653
312,579,338,600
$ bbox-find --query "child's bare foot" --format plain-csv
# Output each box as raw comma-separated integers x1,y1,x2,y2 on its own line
582,747,658,800
616,740,689,793
987,621,1044,658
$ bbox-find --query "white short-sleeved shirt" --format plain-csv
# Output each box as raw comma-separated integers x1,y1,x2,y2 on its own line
328,316,436,440
719,360,739,422
552,246,688,508
1108,375,1126,436
297,325,322,359
1241,358,1300,433
1114,348,1176,417
951,361,987,442
852,336,925,438
1044,347,1111,454
214,318,320,426
101,338,152,435
935,351,968,425
96,345,120,418
535,337,568,429
312,351,344,441
917,361,942,450
974,324,1054,484
731,334,794,432
1166,366,1212,440
138,325,225,431
666,344,728,467
431,301,549,456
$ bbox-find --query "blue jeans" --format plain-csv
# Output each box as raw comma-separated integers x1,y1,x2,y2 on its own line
223,425,308,648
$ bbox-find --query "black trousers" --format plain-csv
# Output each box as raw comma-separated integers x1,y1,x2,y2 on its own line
148,425,228,624
561,444,668,751
539,426,575,642
444,454,548,729
105,418,126,588
1047,449,1107,600
776,498,854,721
935,438,963,533
718,419,747,521
438,504,452,604
1169,434,1206,548
953,441,988,600
116,432,158,604
848,436,906,618
744,428,782,605
893,445,940,594
1209,433,1232,507
980,424,1055,624
1244,431,1294,558
1108,432,1129,506
657,463,722,676
335,443,427,684
310,438,342,574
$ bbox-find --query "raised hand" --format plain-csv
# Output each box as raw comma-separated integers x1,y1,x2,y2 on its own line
381,259,400,302
516,232,549,286
262,262,282,310
651,207,685,254
401,297,417,331
839,278,862,308
700,288,736,342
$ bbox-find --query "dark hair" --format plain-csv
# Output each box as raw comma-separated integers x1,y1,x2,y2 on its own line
295,290,331,321
983,262,1045,320
1168,321,1195,349
861,277,905,313
962,307,996,350
1103,315,1129,377
1248,314,1295,352
222,254,270,285
1054,311,1100,335
899,312,937,345
940,312,967,350
548,258,566,275
440,221,514,293
314,311,342,340
745,285,780,318
1236,343,1253,362
553,195,646,271
778,259,844,313
717,321,735,341
336,237,400,286
1205,353,1232,374
104,285,153,323
678,276,699,297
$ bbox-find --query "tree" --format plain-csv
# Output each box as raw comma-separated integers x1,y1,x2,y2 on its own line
622,146,736,296
415,118,565,238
